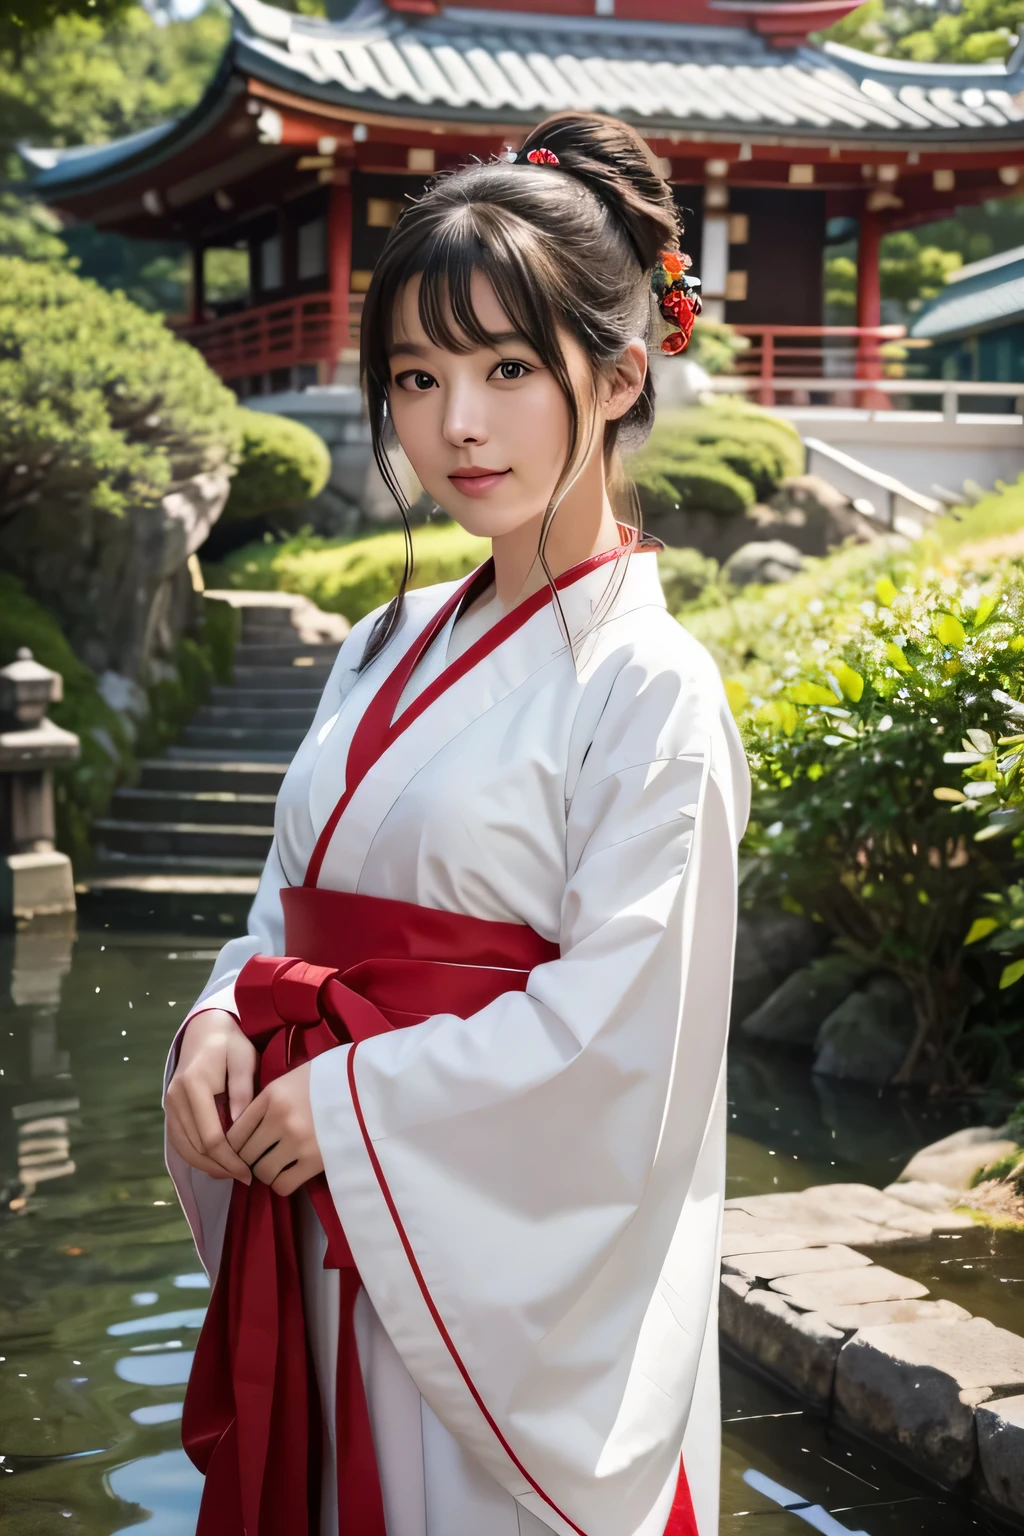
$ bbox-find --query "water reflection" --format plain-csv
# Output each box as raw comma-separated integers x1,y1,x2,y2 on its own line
0,929,1020,1534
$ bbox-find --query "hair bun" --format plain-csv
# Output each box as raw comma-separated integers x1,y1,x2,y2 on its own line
516,111,680,272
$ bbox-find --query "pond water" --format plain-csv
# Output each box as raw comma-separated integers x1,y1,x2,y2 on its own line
0,925,1021,1536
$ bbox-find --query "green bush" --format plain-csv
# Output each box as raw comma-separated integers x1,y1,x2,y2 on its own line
633,454,756,518
0,256,239,524
220,408,332,528
685,320,749,376
206,521,490,625
656,546,722,613
736,554,1024,1087
629,400,804,520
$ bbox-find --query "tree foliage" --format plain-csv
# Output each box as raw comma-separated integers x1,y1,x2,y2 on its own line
825,231,963,319
1,6,228,154
0,255,239,530
823,0,1023,63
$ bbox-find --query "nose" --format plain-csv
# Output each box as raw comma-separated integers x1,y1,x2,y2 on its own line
441,377,488,450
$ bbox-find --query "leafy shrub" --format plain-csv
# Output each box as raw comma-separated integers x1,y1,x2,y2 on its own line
633,454,756,518
628,401,804,520
685,320,749,376
220,409,332,528
656,546,722,613
0,256,239,524
206,522,490,625
737,555,1024,1086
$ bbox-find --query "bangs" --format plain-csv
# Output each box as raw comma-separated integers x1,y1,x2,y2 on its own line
380,203,568,372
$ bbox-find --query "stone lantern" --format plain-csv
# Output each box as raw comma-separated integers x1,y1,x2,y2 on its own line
0,648,80,924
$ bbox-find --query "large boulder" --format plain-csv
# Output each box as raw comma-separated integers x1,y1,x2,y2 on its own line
740,953,865,1047
758,474,882,556
895,1126,1018,1191
813,974,916,1084
731,909,830,1024
976,1394,1024,1520
723,539,804,588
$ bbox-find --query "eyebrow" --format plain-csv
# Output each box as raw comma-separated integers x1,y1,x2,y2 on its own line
387,330,528,360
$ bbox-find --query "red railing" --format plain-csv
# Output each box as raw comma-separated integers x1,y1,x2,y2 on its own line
174,293,361,382
730,324,909,407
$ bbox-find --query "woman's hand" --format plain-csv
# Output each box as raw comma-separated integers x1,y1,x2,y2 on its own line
165,1009,256,1182
226,1062,324,1197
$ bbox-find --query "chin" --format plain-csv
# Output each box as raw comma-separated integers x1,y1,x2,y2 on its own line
437,497,546,543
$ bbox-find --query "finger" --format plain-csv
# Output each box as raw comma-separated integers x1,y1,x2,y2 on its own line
226,1038,257,1125
252,1143,295,1188
187,1081,252,1182
226,1090,270,1154
167,1105,233,1180
236,1123,282,1171
271,1157,319,1198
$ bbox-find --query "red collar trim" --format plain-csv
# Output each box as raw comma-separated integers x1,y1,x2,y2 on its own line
303,528,642,889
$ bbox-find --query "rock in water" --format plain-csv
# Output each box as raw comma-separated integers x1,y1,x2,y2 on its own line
740,954,866,1047
813,974,914,1084
896,1125,1018,1190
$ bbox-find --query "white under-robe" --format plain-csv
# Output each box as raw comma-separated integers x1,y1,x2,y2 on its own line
165,544,750,1536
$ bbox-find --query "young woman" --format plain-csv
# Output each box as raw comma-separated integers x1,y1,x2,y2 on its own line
165,110,749,1536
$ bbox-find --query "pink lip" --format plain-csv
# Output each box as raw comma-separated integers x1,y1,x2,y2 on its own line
448,468,511,497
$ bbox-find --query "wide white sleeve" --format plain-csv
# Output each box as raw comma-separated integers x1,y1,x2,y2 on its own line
311,647,749,1536
163,609,378,1271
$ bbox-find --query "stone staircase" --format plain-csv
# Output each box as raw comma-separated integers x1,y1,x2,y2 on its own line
77,591,348,933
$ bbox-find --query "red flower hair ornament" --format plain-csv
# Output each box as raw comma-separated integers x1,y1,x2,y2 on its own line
651,248,701,355
525,147,560,166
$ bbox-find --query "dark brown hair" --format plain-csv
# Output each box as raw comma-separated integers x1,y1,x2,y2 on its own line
358,110,682,666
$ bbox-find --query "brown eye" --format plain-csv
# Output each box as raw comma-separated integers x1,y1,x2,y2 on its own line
496,361,528,381
413,372,434,390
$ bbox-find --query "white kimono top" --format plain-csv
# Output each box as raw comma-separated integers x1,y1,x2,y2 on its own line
167,542,750,1536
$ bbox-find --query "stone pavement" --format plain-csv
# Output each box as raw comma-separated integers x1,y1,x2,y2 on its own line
720,1180,1024,1526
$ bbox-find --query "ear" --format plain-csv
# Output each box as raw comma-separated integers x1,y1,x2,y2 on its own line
603,338,648,423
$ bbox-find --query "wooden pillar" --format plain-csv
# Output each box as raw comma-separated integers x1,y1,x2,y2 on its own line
188,244,205,327
856,211,882,379
327,175,354,381
699,159,729,324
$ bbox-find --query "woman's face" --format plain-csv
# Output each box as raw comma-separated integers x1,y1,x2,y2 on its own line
386,270,595,541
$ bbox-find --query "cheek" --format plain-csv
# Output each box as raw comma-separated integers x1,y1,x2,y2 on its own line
510,380,571,484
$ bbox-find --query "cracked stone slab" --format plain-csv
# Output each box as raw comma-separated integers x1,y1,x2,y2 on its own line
770,1265,930,1310
835,1319,1024,1484
811,1297,971,1333
723,1244,872,1283
725,1187,924,1247
720,1230,818,1258
720,1274,844,1406
977,1393,1024,1520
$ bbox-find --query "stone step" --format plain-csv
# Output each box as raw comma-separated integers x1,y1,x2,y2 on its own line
240,619,310,642
234,642,341,668
94,818,274,862
178,724,306,752
75,871,257,934
209,685,323,710
111,787,277,827
139,760,287,794
164,746,294,764
232,665,334,690
93,849,265,875
190,704,316,732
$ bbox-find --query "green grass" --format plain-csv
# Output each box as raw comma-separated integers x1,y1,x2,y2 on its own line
206,522,490,625
925,472,1024,552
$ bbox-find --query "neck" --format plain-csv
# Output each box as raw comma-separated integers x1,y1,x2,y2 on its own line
487,452,622,610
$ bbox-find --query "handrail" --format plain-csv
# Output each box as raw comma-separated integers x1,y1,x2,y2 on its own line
802,437,944,532
706,376,1024,420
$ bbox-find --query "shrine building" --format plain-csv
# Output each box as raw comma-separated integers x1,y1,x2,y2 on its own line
21,0,1024,396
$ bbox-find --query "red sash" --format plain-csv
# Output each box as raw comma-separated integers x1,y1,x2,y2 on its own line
181,532,700,1536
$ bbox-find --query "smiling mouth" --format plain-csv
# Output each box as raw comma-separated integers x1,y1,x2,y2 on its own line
448,468,511,494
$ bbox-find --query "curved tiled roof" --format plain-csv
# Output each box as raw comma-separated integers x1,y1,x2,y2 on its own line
227,0,1024,138
22,0,1024,199
911,246,1024,341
